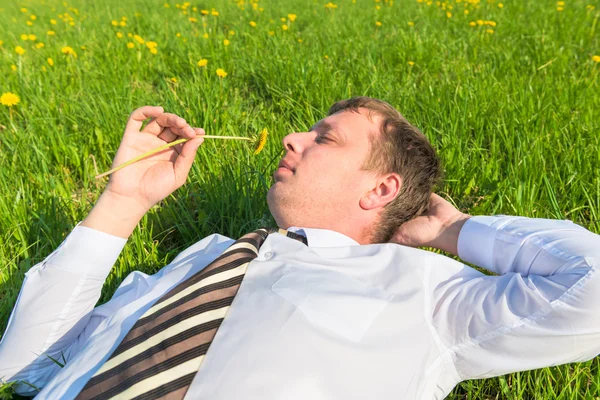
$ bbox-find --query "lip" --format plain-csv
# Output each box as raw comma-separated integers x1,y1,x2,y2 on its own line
277,159,294,172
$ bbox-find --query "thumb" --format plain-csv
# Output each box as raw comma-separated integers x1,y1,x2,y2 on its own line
173,136,204,186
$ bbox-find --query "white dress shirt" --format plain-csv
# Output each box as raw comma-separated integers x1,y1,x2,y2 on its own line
1,216,599,399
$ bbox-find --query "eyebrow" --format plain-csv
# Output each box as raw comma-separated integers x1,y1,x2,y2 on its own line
310,120,344,140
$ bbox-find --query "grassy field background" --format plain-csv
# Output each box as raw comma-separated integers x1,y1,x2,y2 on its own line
1,0,599,397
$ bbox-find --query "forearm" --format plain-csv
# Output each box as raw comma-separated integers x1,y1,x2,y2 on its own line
81,191,149,238
0,225,127,386
456,215,600,276
431,213,471,257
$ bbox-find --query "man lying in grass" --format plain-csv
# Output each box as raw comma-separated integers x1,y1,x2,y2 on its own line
1,97,599,399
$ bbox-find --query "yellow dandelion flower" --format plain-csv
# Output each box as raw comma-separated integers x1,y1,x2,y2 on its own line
50,19,57,25
197,58,208,67
28,34,37,41
282,24,289,30
498,3,503,8
253,128,268,155
133,35,144,44
150,47,158,54
324,55,329,59
446,11,452,17
127,33,133,38
280,17,286,22
325,2,338,9
288,14,297,21
485,21,497,26
164,3,170,7
189,17,197,23
116,32,123,38
30,15,37,20
216,68,227,78
193,6,197,11
228,30,235,36
170,77,177,83
146,41,158,49
268,30,275,36
42,66,47,72
119,20,127,26
201,9,209,15
587,5,595,11
11,65,17,72
69,21,75,26
408,21,415,26
47,57,54,66
203,33,209,39
48,30,56,36
259,7,264,11
408,61,415,66
469,21,476,26
211,10,219,16
127,42,135,49
1,92,20,107
111,20,118,26
0,40,3,46
15,46,25,55
223,39,230,46
592,55,600,63
557,6,564,11
556,1,565,6
298,38,303,43
486,29,494,34
21,34,28,40
376,5,381,10
250,21,257,27
36,42,45,49
375,21,382,27
61,46,77,57
476,19,484,25
464,9,469,14
122,16,128,21
26,21,33,26
20,8,28,13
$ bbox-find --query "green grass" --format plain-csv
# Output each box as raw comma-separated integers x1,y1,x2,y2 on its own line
1,0,599,398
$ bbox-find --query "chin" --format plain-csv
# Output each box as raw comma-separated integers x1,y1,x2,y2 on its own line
266,188,294,229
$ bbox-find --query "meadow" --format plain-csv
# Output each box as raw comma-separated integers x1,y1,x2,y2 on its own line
1,0,599,397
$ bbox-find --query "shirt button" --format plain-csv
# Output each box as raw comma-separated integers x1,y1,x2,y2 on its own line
264,251,274,260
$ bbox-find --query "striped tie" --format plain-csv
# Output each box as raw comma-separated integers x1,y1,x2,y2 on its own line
76,227,307,400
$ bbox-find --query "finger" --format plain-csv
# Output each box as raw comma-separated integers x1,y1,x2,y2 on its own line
157,127,179,143
125,106,164,132
158,124,198,142
143,113,193,137
173,137,204,187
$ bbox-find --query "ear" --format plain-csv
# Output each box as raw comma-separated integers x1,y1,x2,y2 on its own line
359,173,402,210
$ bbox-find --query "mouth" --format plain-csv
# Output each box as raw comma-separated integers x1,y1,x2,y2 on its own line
277,159,294,172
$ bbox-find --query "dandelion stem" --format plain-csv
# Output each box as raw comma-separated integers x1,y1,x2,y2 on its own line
95,135,252,179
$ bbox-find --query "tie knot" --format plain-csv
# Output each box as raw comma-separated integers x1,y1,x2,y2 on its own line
261,227,308,246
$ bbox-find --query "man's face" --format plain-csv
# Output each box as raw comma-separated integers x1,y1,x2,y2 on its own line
267,109,381,230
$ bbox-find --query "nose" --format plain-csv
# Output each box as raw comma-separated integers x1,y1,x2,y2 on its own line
282,131,310,154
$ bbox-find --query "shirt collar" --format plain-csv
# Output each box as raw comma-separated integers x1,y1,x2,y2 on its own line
287,226,359,248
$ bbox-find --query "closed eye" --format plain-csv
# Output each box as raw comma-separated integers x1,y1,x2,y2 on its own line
316,133,333,144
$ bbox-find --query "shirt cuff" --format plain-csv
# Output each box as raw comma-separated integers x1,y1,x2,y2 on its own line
44,223,128,280
457,216,506,270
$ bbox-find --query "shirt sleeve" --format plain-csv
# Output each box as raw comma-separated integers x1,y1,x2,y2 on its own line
432,215,600,381
0,223,127,390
